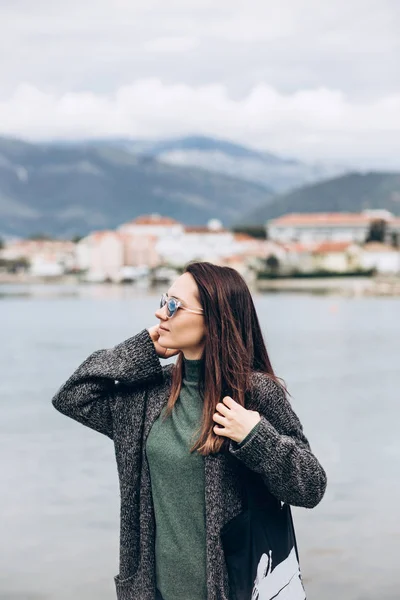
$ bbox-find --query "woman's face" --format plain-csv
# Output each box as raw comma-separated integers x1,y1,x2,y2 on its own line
154,272,206,359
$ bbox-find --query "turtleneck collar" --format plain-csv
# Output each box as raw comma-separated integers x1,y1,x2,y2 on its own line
182,356,203,384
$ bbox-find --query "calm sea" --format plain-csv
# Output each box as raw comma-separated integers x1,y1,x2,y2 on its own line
0,284,399,600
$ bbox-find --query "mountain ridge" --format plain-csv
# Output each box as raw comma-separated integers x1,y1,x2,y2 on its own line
0,135,274,238
42,134,349,193
239,171,400,225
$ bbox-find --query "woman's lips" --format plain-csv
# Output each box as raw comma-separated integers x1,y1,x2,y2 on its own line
159,326,169,332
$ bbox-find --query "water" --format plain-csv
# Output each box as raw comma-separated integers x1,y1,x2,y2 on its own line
1,284,399,600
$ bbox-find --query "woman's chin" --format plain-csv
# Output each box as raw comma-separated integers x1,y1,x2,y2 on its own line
159,337,178,350
157,335,169,347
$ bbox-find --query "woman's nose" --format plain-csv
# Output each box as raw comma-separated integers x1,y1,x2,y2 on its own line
155,306,168,320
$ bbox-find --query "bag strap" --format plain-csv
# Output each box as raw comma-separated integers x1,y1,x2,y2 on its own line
243,468,302,568
287,503,301,567
242,468,279,511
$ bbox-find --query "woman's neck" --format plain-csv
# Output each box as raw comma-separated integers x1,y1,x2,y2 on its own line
182,356,203,384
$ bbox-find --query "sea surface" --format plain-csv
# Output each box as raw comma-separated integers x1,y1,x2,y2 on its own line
1,283,399,600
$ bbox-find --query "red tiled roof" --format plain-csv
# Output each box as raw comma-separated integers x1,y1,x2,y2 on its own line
91,230,118,240
363,242,396,252
222,254,247,262
184,226,209,233
233,233,258,241
312,241,353,254
269,213,375,226
282,242,315,253
184,226,228,233
131,214,181,225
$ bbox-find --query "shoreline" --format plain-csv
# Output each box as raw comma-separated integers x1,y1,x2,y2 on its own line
1,272,400,296
255,275,400,296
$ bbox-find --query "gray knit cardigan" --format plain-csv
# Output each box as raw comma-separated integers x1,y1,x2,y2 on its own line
51,328,327,600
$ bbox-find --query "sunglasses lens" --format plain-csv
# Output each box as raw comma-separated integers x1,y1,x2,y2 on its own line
167,298,177,317
160,295,177,317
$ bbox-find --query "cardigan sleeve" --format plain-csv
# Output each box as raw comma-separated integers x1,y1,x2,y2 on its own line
51,328,163,439
236,418,263,448
228,373,327,509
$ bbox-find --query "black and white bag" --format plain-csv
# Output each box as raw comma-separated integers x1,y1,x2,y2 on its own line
221,470,306,600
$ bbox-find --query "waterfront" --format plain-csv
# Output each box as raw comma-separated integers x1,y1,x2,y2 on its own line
1,284,399,599
2,272,400,296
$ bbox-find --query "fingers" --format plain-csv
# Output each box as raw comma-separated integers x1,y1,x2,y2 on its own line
148,325,160,342
163,346,179,358
213,412,226,425
213,424,227,436
215,401,231,416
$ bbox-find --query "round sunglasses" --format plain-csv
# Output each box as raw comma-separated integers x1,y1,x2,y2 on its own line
159,293,204,319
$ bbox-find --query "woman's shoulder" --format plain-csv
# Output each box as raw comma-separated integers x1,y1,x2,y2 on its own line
249,371,287,401
249,371,304,432
250,371,299,426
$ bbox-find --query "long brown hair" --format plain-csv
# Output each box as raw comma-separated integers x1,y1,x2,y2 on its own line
162,261,285,456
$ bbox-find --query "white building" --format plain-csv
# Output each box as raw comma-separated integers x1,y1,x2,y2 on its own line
359,243,400,274
267,210,399,244
280,243,315,274
233,235,283,259
153,219,230,266
276,241,361,274
117,214,287,273
311,241,360,273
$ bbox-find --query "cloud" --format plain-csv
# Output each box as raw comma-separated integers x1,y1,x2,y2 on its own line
207,7,295,42
1,80,400,167
1,1,399,167
0,0,399,100
142,36,199,53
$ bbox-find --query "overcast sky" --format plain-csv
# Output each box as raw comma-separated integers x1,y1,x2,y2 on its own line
1,0,400,167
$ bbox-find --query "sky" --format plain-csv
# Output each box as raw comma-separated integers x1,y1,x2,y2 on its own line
1,0,400,167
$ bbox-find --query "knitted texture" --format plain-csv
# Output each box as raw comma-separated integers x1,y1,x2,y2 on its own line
52,328,327,600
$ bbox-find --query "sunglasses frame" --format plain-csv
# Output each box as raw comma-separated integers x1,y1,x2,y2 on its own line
160,293,204,319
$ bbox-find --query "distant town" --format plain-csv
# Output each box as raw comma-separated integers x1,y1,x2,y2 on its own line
1,210,400,294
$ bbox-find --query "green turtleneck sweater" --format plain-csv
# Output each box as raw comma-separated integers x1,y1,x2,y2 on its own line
145,358,262,600
145,357,207,600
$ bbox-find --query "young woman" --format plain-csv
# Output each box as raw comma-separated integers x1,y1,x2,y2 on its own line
52,261,327,600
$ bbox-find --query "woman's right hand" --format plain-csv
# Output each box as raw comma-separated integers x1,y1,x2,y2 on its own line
147,325,180,359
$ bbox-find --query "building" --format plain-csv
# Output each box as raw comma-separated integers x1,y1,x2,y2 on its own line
214,254,254,280
359,242,400,274
0,239,77,276
280,242,315,274
311,241,360,273
154,219,232,266
267,210,399,244
390,217,400,242
76,231,124,281
75,213,288,278
77,227,162,282
274,241,362,274
118,213,185,268
122,233,160,268
233,234,282,259
118,214,184,239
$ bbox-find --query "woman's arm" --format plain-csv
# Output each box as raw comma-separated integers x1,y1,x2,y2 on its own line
228,373,327,508
51,328,163,439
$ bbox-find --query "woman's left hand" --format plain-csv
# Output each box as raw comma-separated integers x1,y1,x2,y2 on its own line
213,396,261,444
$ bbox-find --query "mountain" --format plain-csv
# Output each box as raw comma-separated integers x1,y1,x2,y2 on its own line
0,136,274,238
73,135,350,193
239,172,400,225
